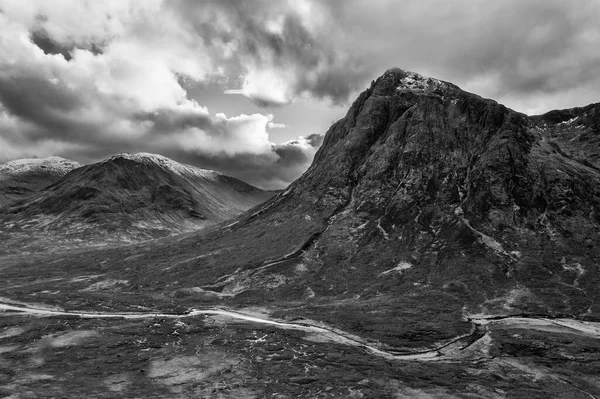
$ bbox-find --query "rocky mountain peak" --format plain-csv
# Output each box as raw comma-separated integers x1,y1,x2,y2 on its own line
379,67,459,96
102,152,221,181
232,67,600,320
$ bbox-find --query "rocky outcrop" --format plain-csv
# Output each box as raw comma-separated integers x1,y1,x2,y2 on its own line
279,68,600,318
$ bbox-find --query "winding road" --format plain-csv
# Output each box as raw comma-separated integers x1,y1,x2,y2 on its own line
2,300,600,362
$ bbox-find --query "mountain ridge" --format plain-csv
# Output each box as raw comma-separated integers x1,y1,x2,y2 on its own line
2,68,600,397
0,152,273,252
82,67,600,341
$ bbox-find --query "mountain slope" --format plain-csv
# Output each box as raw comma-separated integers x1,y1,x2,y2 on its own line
3,69,600,397
531,102,600,169
0,153,273,251
56,68,600,345
0,156,81,207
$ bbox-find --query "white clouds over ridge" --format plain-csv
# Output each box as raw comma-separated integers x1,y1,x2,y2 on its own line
1,0,600,188
0,0,330,188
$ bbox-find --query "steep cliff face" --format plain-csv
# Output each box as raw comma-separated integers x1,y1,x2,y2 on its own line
278,68,600,317
531,103,600,169
146,68,600,343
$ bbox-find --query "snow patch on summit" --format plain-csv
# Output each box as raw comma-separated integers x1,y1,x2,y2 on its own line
108,153,220,181
0,157,81,177
395,71,448,94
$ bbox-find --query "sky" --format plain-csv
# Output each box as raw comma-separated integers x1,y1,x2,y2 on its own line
1,0,599,189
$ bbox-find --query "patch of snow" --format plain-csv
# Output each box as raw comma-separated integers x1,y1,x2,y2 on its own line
396,71,448,94
559,117,578,125
0,156,81,176
379,261,412,276
461,217,506,255
355,221,369,230
108,152,220,181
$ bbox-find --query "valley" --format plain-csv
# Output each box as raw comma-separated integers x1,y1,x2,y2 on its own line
2,294,600,398
2,68,600,397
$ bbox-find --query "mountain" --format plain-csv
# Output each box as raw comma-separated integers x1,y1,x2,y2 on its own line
3,70,600,397
73,68,600,359
532,102,600,168
21,68,600,339
0,156,81,207
131,68,600,325
0,152,273,252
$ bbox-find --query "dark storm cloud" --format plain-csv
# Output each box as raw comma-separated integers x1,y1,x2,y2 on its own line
0,75,78,128
1,0,600,188
171,0,371,106
30,29,73,60
314,0,600,112
170,0,600,111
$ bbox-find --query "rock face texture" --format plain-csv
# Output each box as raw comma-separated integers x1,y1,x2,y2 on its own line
0,156,81,207
0,153,273,250
119,68,600,346
3,69,600,397
276,68,600,318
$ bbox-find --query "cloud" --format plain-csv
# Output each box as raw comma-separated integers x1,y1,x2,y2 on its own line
267,122,286,129
1,0,600,190
167,133,325,190
171,0,371,107
0,0,327,188
314,0,600,113
159,0,600,111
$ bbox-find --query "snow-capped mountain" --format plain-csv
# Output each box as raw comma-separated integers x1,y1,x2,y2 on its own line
0,153,273,251
0,156,81,207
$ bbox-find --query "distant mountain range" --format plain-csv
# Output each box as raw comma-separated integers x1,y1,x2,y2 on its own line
0,152,273,252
